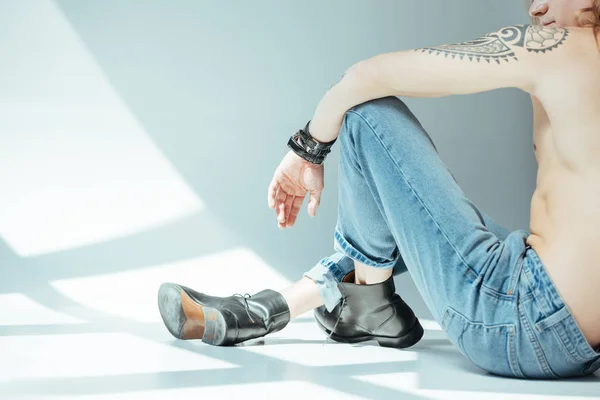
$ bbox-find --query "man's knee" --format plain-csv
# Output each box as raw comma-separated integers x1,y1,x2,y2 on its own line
340,96,435,152
343,96,421,139
349,96,411,118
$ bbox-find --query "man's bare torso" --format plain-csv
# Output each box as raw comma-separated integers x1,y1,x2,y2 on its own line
526,30,600,347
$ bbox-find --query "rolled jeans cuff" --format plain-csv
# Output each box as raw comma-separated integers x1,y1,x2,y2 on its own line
334,228,398,270
304,253,354,312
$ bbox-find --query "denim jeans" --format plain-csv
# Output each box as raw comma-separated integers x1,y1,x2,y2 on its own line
304,96,600,379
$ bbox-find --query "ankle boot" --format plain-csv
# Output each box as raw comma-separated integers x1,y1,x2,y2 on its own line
314,271,423,348
157,282,290,346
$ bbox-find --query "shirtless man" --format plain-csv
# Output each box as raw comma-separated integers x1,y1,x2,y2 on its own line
157,0,600,379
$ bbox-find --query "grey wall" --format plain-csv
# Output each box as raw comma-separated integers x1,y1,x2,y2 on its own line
0,0,537,318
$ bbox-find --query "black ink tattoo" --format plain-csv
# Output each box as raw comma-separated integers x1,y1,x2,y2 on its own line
414,25,569,64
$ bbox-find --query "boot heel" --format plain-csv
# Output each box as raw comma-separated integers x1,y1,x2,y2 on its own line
376,320,424,349
202,307,227,346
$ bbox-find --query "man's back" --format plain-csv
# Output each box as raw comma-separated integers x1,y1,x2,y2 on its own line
526,27,600,347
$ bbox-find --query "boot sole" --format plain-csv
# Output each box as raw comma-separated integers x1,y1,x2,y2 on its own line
315,317,424,349
157,282,227,346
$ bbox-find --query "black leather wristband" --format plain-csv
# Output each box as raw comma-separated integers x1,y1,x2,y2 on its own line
287,120,337,165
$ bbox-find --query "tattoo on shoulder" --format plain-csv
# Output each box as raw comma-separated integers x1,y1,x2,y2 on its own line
414,25,569,63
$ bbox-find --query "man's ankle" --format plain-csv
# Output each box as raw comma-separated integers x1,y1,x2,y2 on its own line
354,260,393,285
356,271,392,285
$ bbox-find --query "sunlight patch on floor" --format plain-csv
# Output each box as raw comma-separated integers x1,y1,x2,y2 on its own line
0,0,202,258
0,293,83,325
50,247,293,323
0,332,236,382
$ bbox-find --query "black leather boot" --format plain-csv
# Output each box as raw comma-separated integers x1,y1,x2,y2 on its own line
157,282,290,346
314,271,424,348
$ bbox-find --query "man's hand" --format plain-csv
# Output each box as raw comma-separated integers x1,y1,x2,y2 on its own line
267,150,324,229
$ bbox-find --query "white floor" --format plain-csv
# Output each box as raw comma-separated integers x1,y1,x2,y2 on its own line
1,248,599,400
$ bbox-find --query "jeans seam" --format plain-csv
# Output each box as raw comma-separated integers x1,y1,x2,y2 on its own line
444,306,517,376
480,252,525,300
446,306,514,330
508,253,525,295
346,110,480,281
520,272,557,377
520,291,534,303
524,259,586,364
508,326,525,378
518,300,558,378
480,284,515,301
523,257,558,323
550,323,585,363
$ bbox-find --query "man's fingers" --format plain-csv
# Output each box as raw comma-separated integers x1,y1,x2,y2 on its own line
308,189,321,217
283,195,294,224
275,186,287,223
268,180,280,209
286,196,304,227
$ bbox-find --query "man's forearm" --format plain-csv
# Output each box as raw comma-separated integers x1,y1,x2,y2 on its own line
307,25,544,144
308,64,393,144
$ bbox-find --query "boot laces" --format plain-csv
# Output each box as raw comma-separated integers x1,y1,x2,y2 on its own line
233,293,255,323
323,296,346,346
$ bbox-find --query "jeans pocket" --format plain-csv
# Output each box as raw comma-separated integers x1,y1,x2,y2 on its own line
441,306,523,378
532,305,600,377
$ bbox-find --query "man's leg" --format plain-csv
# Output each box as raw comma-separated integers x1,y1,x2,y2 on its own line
321,97,526,319
300,95,514,348
312,96,528,376
305,207,510,311
254,199,510,323
304,108,512,311
278,277,324,319
353,205,510,287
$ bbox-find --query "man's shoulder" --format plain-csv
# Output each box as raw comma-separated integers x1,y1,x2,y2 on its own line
492,25,598,58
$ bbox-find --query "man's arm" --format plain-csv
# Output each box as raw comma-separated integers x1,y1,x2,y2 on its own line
366,24,569,96
308,24,571,143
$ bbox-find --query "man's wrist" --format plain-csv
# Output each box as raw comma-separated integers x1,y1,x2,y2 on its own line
306,121,328,145
305,120,336,146
287,120,337,165
308,113,343,144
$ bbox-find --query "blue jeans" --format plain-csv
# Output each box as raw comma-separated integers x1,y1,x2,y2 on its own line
304,96,600,379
